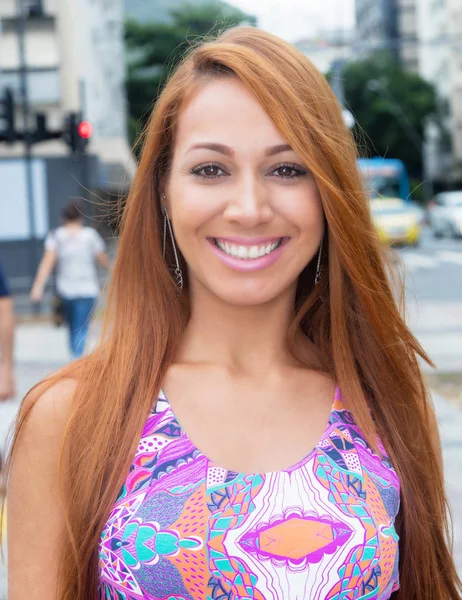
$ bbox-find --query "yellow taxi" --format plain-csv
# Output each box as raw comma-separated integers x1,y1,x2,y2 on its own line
370,198,421,246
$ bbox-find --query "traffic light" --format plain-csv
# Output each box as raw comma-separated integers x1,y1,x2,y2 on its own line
0,88,16,144
63,112,92,153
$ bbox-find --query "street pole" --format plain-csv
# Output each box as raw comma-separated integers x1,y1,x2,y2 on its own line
16,0,39,296
79,79,90,217
330,59,346,107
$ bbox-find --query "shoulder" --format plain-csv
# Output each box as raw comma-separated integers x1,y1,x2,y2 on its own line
7,378,78,596
28,376,77,423
85,227,106,251
45,227,65,247
54,226,66,239
84,226,99,237
82,226,98,241
9,378,78,503
17,378,78,454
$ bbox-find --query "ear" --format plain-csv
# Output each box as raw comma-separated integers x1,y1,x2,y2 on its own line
161,189,173,216
160,192,167,213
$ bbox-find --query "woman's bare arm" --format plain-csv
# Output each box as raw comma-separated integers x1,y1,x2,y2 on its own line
30,250,57,302
95,251,111,270
0,296,15,400
7,379,76,599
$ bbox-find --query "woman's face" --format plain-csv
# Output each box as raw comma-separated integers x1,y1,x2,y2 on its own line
166,77,324,306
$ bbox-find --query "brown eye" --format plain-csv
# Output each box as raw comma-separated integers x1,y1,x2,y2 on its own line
271,163,308,179
276,166,296,177
202,166,221,177
190,163,227,180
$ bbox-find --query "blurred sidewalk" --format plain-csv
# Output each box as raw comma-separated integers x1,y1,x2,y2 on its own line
433,393,462,574
406,299,462,372
0,308,461,596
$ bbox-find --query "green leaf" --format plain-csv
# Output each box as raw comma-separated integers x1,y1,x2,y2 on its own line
124,2,257,146
328,52,439,177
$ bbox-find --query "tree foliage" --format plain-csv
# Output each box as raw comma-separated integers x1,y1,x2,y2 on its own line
332,53,439,177
125,2,257,146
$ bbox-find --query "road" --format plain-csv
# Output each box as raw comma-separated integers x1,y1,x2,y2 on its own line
400,228,462,371
402,228,462,301
0,227,461,596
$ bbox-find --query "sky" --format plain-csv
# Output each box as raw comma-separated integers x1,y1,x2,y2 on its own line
227,0,355,43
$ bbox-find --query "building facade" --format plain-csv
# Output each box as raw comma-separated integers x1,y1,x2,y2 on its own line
0,0,133,298
417,0,462,184
295,30,355,77
0,0,133,175
355,0,419,71
396,0,419,72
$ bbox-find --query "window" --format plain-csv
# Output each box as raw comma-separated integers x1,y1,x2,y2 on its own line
25,0,44,17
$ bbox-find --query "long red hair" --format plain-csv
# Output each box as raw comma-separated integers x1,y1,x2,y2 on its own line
2,27,461,599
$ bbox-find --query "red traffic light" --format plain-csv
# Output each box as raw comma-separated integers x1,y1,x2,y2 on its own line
77,121,92,139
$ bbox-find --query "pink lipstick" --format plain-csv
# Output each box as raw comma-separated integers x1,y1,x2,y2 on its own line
207,236,290,272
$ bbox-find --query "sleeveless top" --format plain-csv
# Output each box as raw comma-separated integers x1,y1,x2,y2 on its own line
98,388,400,599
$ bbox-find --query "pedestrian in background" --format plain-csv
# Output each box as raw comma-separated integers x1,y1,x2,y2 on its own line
0,261,15,401
5,27,462,600
30,200,110,358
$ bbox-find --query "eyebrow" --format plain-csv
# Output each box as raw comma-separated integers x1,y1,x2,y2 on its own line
185,143,294,157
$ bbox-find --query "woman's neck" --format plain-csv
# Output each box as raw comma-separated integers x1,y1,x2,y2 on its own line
64,221,83,230
176,281,305,375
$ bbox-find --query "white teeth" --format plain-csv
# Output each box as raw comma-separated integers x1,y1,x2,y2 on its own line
248,245,259,259
215,239,282,260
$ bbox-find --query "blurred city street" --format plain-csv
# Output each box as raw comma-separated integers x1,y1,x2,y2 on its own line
403,229,462,372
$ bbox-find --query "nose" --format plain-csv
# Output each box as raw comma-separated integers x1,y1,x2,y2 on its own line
223,177,274,228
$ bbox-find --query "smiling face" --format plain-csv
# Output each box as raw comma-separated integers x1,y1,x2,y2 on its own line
165,76,325,306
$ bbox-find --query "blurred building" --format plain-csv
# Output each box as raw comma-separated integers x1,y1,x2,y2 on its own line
0,0,134,297
355,0,419,71
417,0,462,185
295,30,355,76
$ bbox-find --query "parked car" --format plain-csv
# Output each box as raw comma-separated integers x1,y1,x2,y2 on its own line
370,198,421,246
428,190,462,238
409,202,427,226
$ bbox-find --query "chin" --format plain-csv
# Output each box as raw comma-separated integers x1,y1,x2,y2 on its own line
210,281,288,307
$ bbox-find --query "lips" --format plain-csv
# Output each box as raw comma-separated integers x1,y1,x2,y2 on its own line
207,236,290,272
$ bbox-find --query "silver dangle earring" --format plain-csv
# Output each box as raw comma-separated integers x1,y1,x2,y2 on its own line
315,238,323,286
162,196,183,294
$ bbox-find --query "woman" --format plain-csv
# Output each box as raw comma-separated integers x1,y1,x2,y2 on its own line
30,200,110,358
3,27,461,599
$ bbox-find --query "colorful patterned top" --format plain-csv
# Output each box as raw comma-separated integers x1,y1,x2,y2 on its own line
98,387,401,599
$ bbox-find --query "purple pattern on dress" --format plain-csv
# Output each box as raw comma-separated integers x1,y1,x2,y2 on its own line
98,388,400,599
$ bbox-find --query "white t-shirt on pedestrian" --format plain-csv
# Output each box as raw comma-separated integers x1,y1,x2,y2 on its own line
45,226,105,299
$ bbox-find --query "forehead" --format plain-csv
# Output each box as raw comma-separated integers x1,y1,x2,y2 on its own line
174,77,287,150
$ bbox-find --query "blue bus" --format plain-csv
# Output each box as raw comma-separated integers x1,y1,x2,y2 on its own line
357,157,411,203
